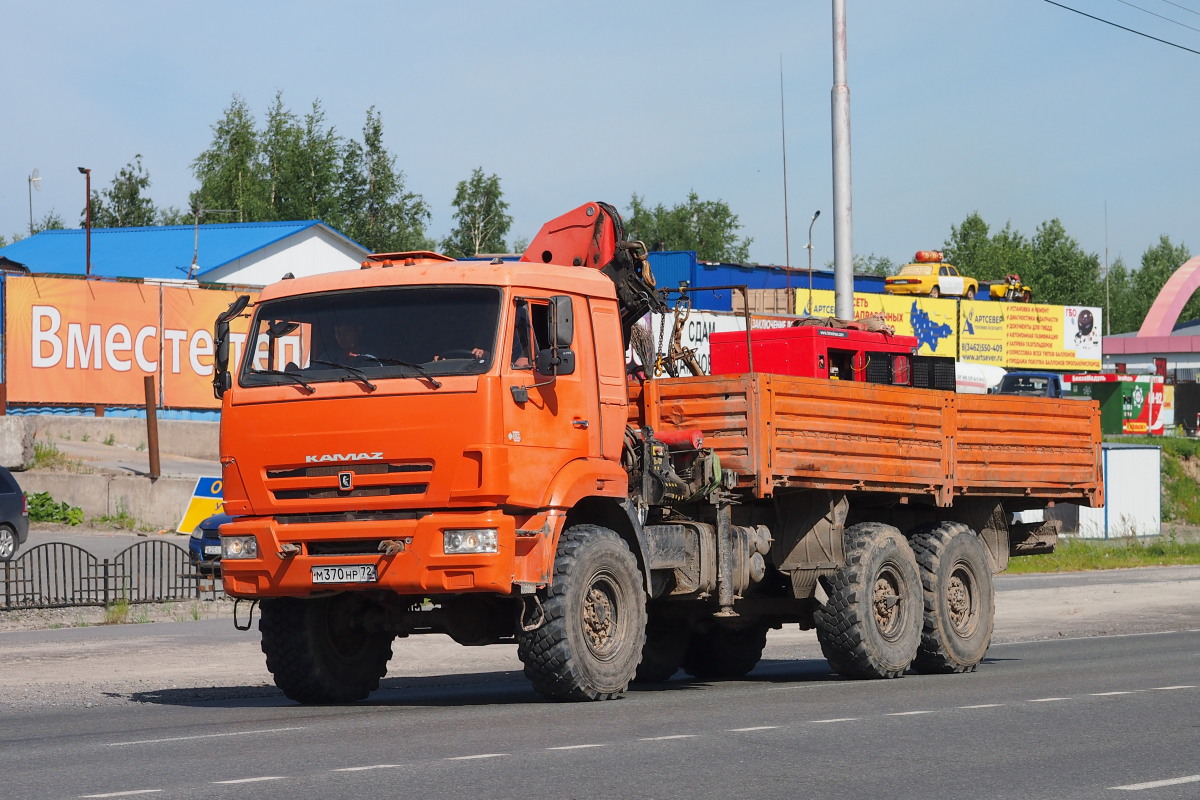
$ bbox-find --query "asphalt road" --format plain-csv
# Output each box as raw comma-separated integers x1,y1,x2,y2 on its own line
2,571,1198,800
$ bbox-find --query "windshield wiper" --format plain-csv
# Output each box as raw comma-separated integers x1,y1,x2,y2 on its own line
250,369,315,393
369,356,443,389
310,359,378,392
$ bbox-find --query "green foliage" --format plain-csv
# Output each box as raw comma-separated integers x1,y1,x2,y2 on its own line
190,94,431,253
103,434,116,446
441,168,512,257
336,107,431,253
89,155,158,228
626,192,752,263
1005,533,1200,573
31,441,85,472
25,491,84,525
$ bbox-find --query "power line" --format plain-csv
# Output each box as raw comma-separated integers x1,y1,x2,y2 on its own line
1116,0,1200,34
1158,0,1200,19
1044,0,1200,55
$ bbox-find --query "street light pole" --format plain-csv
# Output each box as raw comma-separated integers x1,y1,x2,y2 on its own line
806,210,821,315
78,167,92,277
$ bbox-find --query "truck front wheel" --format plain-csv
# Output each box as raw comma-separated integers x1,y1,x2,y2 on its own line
815,522,922,679
517,525,647,701
909,523,995,673
259,594,393,704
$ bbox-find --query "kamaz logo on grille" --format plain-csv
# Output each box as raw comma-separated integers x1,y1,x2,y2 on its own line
305,452,383,463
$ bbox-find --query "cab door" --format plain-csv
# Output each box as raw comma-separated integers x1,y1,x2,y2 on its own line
501,294,601,508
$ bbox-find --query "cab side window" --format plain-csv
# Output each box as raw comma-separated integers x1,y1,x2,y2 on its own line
511,299,550,369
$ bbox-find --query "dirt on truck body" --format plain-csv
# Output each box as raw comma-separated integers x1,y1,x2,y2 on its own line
211,201,1103,704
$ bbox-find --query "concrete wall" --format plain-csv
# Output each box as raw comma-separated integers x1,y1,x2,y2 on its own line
27,416,219,461
0,417,35,469
18,472,198,532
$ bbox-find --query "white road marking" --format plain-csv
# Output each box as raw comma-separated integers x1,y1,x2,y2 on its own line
332,764,403,772
959,703,1004,709
108,727,305,746
728,726,780,732
638,735,698,741
1150,685,1196,690
1110,774,1200,791
1092,691,1135,696
1030,697,1070,702
446,753,507,760
547,744,606,750
809,717,857,724
212,777,285,784
887,710,935,716
80,792,162,798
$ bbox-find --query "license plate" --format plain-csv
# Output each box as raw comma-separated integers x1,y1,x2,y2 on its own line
203,545,222,556
311,564,378,584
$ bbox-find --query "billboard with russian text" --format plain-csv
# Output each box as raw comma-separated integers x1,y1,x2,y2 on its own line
4,276,256,408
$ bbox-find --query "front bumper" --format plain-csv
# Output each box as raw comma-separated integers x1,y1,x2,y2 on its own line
219,509,528,598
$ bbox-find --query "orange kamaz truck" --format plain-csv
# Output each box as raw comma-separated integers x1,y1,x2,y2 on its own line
212,202,1103,703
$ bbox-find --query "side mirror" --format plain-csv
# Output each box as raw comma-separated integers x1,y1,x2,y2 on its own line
549,295,573,348
535,348,576,376
213,294,250,399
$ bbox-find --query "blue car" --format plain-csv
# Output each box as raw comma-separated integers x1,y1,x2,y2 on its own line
188,513,232,574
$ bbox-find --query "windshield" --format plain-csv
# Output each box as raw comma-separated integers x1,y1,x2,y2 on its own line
238,285,501,389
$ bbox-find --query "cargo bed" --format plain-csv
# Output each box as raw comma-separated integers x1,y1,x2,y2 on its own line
631,374,1103,507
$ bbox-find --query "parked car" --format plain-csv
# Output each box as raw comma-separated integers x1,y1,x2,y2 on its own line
188,512,232,574
0,467,30,561
885,251,979,299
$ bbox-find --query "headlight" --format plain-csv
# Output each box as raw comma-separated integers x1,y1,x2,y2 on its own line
222,535,259,559
443,528,498,554
190,525,204,540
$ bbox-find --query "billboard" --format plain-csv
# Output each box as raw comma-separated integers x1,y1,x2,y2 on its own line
801,289,959,357
4,276,256,408
959,301,1102,371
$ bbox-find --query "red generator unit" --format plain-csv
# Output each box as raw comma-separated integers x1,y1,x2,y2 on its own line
709,325,956,390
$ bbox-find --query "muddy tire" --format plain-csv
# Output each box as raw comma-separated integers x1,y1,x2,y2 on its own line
680,624,769,680
259,594,393,704
815,522,922,679
910,523,995,674
517,525,647,701
635,605,689,683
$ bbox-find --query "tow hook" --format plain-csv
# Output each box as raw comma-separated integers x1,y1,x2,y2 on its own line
519,594,546,632
233,598,259,631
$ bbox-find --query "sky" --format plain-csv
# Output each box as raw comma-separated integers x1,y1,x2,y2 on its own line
3,0,1198,274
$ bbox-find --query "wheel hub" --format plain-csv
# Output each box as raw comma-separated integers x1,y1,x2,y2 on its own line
872,572,904,640
946,569,978,636
584,584,617,654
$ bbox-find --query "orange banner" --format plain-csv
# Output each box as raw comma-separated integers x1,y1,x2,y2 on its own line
4,276,256,408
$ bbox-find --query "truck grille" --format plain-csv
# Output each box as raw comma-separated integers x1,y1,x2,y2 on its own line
265,461,432,502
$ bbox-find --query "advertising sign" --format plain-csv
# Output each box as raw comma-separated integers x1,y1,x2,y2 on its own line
800,289,959,357
1066,373,1164,435
959,301,1102,371
4,276,256,408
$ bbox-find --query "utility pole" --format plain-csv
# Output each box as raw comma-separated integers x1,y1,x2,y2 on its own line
831,0,855,320
78,167,93,277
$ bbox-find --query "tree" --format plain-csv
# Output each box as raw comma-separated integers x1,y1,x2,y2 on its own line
1103,255,1136,334
942,213,1032,282
625,192,752,263
442,168,512,257
1129,236,1194,330
191,94,265,222
1027,219,1102,307
89,155,158,228
335,107,431,253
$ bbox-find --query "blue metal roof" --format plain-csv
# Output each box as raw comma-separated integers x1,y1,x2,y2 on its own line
0,221,357,281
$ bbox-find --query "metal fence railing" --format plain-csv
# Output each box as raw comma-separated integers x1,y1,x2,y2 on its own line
1,541,218,609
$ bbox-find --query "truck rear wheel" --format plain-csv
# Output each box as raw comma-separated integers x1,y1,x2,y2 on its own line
259,594,393,704
910,523,995,673
517,525,647,701
815,522,922,679
680,624,769,680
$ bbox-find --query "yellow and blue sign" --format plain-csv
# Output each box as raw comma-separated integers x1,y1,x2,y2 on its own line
176,476,224,534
